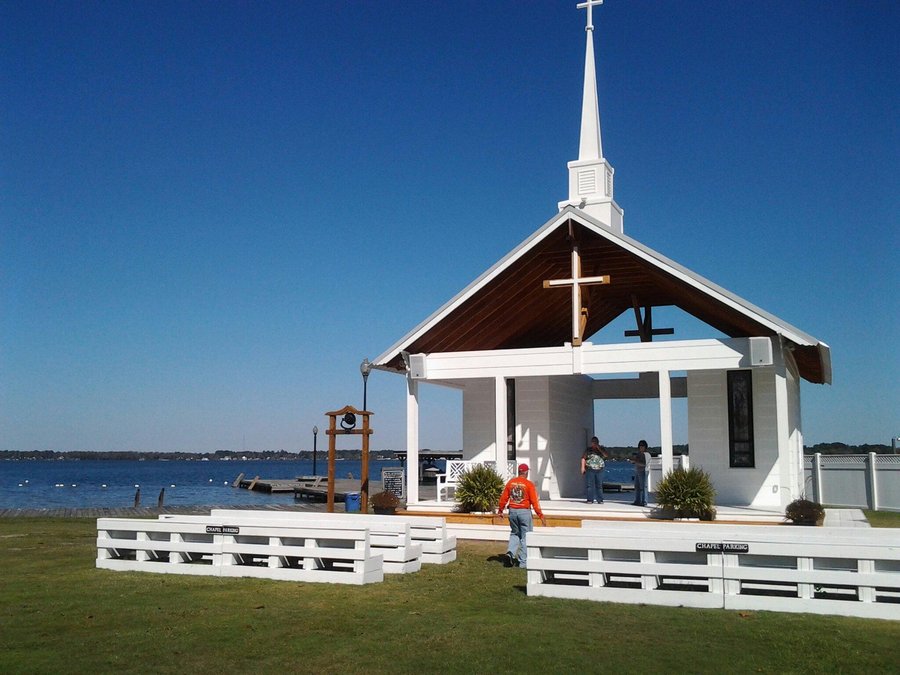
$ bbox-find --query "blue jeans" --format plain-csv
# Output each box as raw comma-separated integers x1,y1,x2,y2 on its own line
507,508,534,567
633,469,649,506
585,468,605,503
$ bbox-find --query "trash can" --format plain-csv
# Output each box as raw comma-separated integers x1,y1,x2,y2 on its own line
344,492,361,513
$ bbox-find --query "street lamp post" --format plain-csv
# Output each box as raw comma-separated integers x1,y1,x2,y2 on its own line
312,425,318,476
360,357,371,411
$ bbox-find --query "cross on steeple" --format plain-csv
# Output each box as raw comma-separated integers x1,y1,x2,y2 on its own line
543,223,610,346
577,0,604,31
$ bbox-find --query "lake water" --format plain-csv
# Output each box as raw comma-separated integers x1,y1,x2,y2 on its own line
0,458,635,510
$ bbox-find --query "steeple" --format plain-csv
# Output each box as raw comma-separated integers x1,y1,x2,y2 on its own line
559,0,624,233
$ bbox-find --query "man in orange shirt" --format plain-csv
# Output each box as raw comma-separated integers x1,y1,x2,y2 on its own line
496,463,547,568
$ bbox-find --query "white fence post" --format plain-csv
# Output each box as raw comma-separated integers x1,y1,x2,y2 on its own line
868,452,879,511
812,453,823,503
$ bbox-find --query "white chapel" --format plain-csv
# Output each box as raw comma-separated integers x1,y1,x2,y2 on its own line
372,2,831,510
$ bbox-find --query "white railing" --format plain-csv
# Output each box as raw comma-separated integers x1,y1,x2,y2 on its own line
527,522,900,620
436,459,517,502
648,454,689,492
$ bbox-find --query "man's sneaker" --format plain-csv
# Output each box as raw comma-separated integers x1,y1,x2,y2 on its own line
503,553,514,568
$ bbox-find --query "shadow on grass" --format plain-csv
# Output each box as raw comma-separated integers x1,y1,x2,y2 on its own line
487,553,509,566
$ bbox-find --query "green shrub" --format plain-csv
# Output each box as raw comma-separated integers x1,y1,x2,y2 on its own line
655,466,717,520
454,463,505,513
785,498,825,525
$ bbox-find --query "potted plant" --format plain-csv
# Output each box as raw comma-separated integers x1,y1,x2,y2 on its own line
785,498,825,526
454,464,505,513
370,490,401,515
653,466,717,521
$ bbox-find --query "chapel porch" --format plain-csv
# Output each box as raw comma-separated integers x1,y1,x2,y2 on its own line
402,479,785,524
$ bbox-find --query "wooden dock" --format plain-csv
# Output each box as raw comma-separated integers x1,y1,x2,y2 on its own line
232,473,386,502
235,474,328,494
293,479,375,502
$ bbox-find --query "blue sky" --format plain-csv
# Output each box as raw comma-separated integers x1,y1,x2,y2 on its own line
2,1,897,453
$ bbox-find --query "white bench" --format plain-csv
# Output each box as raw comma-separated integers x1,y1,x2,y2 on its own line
209,510,457,565
203,510,422,573
97,517,384,585
97,517,222,576
526,523,900,620
392,514,456,564
436,460,517,502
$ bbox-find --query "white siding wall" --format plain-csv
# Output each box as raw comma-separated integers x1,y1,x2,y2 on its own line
462,379,496,462
751,369,782,507
514,377,552,496
463,375,593,500
686,371,727,479
548,376,594,499
687,368,783,508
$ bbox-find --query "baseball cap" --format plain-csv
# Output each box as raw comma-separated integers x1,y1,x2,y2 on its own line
518,463,529,473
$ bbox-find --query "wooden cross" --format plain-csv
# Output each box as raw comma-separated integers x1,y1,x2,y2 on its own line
543,225,610,346
577,0,604,31
625,296,675,342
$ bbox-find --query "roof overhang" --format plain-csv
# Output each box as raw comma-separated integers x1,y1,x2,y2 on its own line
375,207,831,384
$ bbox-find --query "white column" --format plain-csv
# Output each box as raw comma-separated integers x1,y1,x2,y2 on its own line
658,370,673,477
494,376,507,470
406,377,420,504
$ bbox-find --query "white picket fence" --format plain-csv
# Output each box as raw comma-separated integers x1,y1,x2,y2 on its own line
526,521,900,620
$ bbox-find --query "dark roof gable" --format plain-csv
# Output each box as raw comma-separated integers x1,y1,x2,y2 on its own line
376,207,831,384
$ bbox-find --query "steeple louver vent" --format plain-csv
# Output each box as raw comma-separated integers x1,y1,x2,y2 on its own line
578,170,596,195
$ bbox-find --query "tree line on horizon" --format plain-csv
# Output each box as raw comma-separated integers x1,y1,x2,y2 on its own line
0,449,395,461
1,442,894,461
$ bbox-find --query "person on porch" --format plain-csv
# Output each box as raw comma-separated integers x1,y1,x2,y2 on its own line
631,439,651,507
581,436,609,503
496,464,547,568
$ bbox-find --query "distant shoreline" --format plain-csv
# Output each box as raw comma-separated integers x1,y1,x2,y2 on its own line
2,442,894,462
0,450,397,462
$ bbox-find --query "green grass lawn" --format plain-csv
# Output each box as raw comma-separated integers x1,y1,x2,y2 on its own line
1,518,897,674
865,509,900,528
